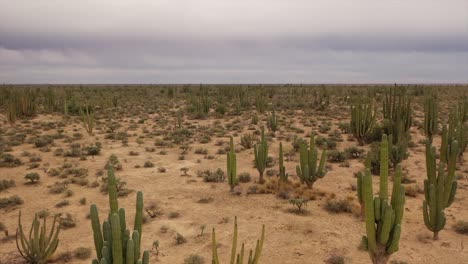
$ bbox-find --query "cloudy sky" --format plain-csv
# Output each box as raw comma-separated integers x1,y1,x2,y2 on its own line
0,0,467,84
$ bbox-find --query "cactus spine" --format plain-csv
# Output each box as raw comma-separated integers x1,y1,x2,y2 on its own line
295,134,327,188
212,217,265,264
278,142,288,183
423,139,458,240
16,211,61,264
361,135,406,264
350,98,376,145
227,137,238,192
90,167,149,264
254,128,268,184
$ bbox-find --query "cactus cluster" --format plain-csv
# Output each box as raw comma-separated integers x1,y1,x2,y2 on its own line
267,111,278,133
227,137,238,192
212,217,265,264
423,140,458,240
81,105,95,135
350,98,376,145
295,134,327,188
360,135,406,264
254,128,268,184
90,167,149,264
16,211,61,264
441,107,467,162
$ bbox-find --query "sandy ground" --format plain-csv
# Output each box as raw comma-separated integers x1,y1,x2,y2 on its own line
0,109,467,264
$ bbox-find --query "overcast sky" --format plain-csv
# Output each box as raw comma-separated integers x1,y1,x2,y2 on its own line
0,0,467,84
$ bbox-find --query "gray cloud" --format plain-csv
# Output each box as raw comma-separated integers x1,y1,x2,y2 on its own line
0,0,467,83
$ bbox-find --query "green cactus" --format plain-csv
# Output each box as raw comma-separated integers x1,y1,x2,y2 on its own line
81,105,95,135
423,91,438,143
16,211,61,264
254,128,268,184
441,107,466,162
90,167,149,264
383,85,412,135
361,134,406,264
295,134,327,188
227,137,238,192
423,139,458,240
212,217,265,264
350,98,376,145
267,111,279,134
278,142,288,183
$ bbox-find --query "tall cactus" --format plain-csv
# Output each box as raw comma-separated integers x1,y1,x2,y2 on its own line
361,134,406,264
441,107,466,162
423,92,438,143
423,140,458,240
278,142,288,183
350,98,376,145
212,217,265,264
16,211,61,264
254,128,268,184
81,105,95,135
295,134,327,188
227,137,238,192
90,167,149,264
267,111,278,134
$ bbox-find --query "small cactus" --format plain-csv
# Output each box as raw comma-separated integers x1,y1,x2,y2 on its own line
295,134,327,188
227,137,238,192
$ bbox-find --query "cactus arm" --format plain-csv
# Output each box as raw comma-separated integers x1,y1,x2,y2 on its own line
379,134,389,199
111,214,123,264
91,205,104,260
134,191,143,251
363,169,377,252
107,167,119,215
126,239,134,264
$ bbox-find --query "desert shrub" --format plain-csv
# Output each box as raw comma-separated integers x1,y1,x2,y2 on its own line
325,254,345,264
338,122,351,133
315,136,337,150
168,212,180,219
238,172,251,183
240,134,256,149
0,195,23,209
24,172,40,184
292,135,307,152
0,153,22,167
0,179,15,192
73,247,92,260
59,213,76,229
289,198,308,213
200,169,225,182
194,148,208,155
49,182,68,194
175,233,187,245
144,161,154,168
453,221,468,235
105,154,122,170
83,145,101,156
34,136,54,148
327,150,346,163
344,146,365,159
158,167,166,173
324,198,355,214
55,200,70,208
184,254,205,264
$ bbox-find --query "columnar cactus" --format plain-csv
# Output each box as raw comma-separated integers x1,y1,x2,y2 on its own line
16,211,61,264
81,105,95,135
295,134,327,188
423,92,438,143
350,98,376,145
440,108,466,162
254,128,268,184
278,142,288,183
90,167,149,264
361,135,406,264
423,140,458,240
267,111,278,133
383,85,412,134
212,217,265,264
227,137,238,192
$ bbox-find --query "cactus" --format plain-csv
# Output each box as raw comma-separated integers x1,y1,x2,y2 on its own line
267,111,278,133
278,142,288,183
423,139,458,240
254,128,268,184
81,105,95,135
227,137,238,192
350,98,376,145
383,85,412,134
6,100,16,126
423,91,438,143
212,217,265,264
295,134,327,188
361,135,406,264
90,167,149,264
16,211,60,264
441,107,467,162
